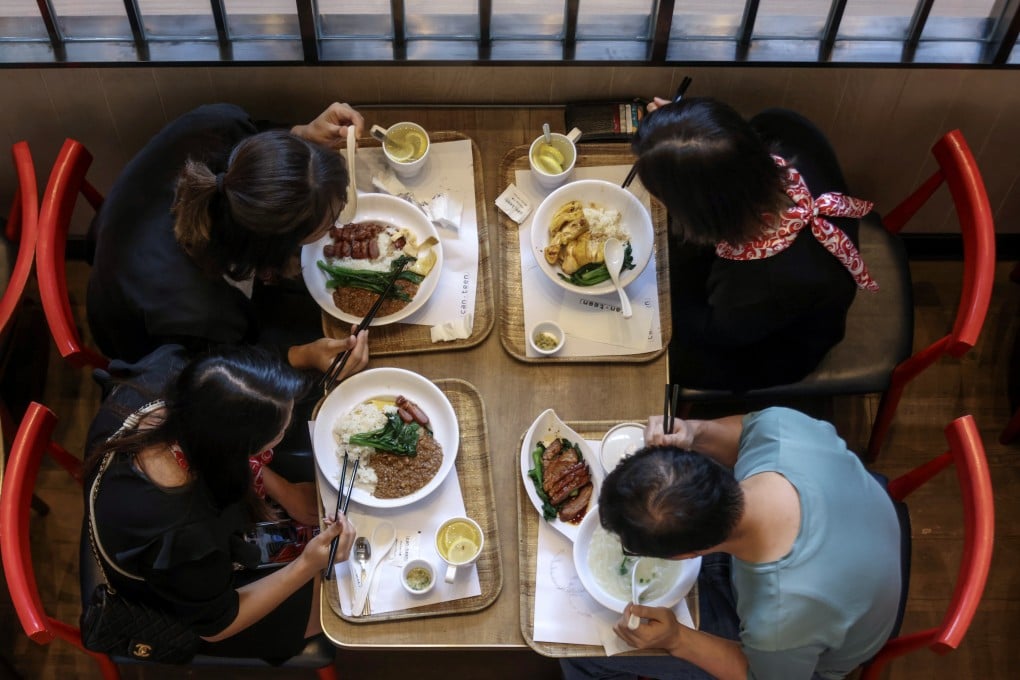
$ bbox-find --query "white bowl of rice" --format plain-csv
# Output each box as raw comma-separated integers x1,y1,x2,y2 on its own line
531,179,654,296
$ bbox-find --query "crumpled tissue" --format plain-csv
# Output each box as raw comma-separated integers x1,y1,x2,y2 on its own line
372,168,463,231
430,313,474,342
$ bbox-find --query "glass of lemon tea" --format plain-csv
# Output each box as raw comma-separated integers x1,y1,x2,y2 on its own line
434,516,484,583
382,122,430,179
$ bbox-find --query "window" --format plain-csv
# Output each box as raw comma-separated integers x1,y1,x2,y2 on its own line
1,0,1017,65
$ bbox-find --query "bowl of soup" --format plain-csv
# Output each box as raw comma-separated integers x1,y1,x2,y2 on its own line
572,504,701,614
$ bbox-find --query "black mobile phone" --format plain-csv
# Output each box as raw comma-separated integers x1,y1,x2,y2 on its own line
564,99,649,142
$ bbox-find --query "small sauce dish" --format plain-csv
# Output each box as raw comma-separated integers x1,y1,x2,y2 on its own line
401,558,436,595
529,321,565,356
600,422,645,474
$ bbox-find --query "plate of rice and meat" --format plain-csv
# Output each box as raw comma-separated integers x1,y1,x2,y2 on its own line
520,408,604,541
530,179,654,295
301,193,443,326
312,367,459,508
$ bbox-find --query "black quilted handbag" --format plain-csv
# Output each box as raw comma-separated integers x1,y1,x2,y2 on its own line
80,451,199,664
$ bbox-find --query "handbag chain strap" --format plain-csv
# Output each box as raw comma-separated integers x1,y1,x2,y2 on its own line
87,451,146,591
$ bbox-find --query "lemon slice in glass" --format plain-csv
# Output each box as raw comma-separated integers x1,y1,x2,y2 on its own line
405,131,427,159
387,140,415,162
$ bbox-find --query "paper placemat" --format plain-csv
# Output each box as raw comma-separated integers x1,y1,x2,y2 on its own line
322,132,494,354
318,379,502,623
498,144,671,363
517,421,699,658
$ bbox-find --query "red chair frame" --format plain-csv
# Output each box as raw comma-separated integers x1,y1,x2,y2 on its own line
867,130,995,460
35,138,108,370
0,403,114,678
861,414,995,679
1,142,39,340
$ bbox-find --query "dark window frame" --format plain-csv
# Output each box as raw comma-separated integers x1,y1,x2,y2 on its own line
1,0,1017,66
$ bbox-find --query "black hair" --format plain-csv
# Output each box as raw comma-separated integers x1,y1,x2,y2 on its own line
631,97,786,246
173,129,348,280
598,446,744,558
87,345,311,516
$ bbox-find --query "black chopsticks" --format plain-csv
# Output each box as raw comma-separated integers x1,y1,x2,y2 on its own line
664,384,680,436
320,259,410,395
673,76,693,102
324,450,359,580
622,75,694,190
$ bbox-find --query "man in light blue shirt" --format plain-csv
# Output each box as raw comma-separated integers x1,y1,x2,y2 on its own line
562,407,901,680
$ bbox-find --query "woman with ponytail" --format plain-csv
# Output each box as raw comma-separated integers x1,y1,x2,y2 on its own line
86,102,369,379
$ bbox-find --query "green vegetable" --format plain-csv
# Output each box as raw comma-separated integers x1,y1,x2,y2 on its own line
619,555,634,576
527,443,558,521
317,255,424,301
558,241,635,287
349,411,420,456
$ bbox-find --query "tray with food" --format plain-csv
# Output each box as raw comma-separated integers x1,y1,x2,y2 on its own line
320,131,494,354
517,419,700,658
498,143,671,363
318,378,502,625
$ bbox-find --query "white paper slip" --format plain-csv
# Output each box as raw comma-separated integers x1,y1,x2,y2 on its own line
496,184,533,224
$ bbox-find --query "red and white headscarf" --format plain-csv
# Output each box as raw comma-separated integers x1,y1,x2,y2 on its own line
715,155,878,291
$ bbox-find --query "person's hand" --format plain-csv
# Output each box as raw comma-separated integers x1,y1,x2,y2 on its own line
291,102,366,149
301,513,357,574
644,415,695,450
613,604,686,655
287,327,369,374
262,468,320,527
646,97,671,114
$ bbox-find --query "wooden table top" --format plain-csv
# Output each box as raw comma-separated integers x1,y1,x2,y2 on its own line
318,107,668,650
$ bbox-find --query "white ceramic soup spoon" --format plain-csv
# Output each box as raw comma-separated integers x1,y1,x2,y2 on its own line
604,237,633,319
628,558,655,629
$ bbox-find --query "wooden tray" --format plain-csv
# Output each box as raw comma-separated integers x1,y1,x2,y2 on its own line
498,144,672,363
324,379,502,623
517,420,699,658
321,132,495,354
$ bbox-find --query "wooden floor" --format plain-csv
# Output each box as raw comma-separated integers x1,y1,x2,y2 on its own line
3,254,1019,673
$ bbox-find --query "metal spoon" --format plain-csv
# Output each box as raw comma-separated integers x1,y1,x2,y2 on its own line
604,237,633,319
354,536,371,584
628,558,655,629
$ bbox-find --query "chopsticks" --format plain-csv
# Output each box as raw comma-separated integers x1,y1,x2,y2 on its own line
622,75,694,190
664,384,680,437
324,450,359,580
673,75,693,102
320,258,410,395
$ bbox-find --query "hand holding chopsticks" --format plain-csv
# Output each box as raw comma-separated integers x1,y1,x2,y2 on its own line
320,258,409,395
324,450,359,580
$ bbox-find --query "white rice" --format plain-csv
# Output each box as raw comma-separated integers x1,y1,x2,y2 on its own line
587,524,683,602
332,401,395,493
583,205,629,242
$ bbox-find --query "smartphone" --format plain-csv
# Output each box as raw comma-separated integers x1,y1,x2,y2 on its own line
244,519,319,569
564,99,649,142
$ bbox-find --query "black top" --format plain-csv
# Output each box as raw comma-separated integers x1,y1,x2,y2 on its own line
84,345,312,659
669,108,866,391
85,345,255,637
87,104,274,363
